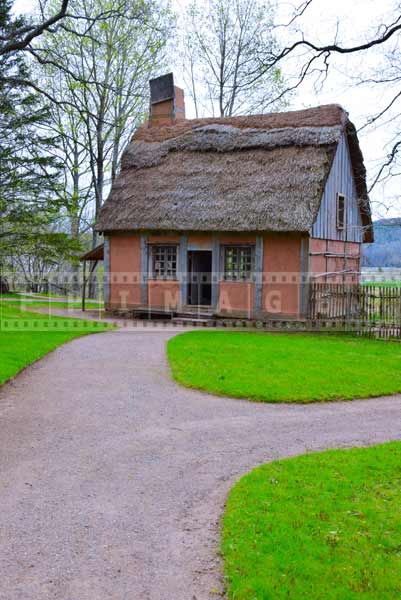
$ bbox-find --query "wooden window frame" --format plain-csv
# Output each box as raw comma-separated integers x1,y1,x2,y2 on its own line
222,245,255,281
150,244,178,280
336,193,346,230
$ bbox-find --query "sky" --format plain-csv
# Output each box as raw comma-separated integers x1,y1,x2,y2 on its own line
12,0,401,220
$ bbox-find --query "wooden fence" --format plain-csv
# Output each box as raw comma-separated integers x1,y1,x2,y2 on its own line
308,283,401,339
309,284,360,320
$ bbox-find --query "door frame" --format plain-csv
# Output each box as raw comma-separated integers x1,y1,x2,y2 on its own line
187,249,213,306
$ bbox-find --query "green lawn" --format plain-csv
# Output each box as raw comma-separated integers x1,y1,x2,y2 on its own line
167,331,401,402
222,442,401,600
0,302,113,386
362,281,401,288
7,291,82,299
1,297,103,311
16,300,104,310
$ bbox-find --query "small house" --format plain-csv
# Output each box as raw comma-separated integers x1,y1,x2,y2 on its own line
95,73,373,318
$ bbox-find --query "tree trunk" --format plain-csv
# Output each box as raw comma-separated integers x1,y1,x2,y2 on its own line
88,122,105,300
0,276,10,294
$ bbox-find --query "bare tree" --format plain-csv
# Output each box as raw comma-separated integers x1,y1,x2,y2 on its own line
355,42,401,196
182,0,286,117
38,0,173,245
58,111,93,241
242,1,401,214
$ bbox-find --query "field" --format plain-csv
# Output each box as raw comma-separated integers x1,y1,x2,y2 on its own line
222,442,401,600
362,281,401,288
168,330,401,402
0,300,113,386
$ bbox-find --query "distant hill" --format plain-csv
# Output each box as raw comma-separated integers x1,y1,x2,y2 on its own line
363,218,401,267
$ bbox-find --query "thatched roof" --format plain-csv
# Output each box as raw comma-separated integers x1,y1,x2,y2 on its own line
96,105,373,242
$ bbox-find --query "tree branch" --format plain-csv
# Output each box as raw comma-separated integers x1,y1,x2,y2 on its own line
369,140,401,192
262,15,401,70
0,0,69,56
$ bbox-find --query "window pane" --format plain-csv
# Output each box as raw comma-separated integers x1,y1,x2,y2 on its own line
152,245,177,279
224,246,253,280
337,194,345,229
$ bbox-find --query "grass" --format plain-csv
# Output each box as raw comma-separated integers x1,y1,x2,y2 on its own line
167,330,401,402
0,302,114,386
362,281,401,288
10,291,82,299
15,300,104,309
222,442,401,600
0,296,104,311
0,292,38,300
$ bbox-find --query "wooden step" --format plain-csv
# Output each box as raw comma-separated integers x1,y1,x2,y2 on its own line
172,317,213,325
176,313,213,319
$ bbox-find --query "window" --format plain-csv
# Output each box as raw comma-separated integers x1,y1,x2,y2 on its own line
337,193,346,230
151,245,178,279
223,246,254,280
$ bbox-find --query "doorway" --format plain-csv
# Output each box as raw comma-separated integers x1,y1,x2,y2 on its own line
187,251,212,306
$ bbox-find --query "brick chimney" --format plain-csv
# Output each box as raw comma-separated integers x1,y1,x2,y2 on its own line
149,73,185,127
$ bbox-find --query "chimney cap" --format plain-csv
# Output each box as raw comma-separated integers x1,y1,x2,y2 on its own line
149,73,175,105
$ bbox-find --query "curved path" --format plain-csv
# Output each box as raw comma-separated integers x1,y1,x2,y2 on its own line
1,328,401,600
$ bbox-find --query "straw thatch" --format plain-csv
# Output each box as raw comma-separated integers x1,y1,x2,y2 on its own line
96,105,372,241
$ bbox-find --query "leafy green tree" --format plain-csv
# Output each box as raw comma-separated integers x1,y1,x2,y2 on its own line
0,0,73,291
10,229,82,292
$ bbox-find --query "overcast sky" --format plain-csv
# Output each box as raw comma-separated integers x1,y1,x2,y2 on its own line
12,0,401,219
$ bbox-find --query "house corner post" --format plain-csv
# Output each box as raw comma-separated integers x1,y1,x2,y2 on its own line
300,236,310,317
254,235,263,315
211,233,220,310
140,234,149,306
104,236,110,307
179,235,188,309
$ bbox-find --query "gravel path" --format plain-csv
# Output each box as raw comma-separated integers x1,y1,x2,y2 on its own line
1,328,401,600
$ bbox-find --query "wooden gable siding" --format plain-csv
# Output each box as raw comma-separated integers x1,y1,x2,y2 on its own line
311,134,363,242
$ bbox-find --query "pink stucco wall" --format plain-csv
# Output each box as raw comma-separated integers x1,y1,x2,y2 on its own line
148,280,180,309
107,231,360,316
109,233,141,308
148,234,180,244
218,281,255,315
219,233,256,245
310,237,361,283
261,233,302,317
187,233,213,248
